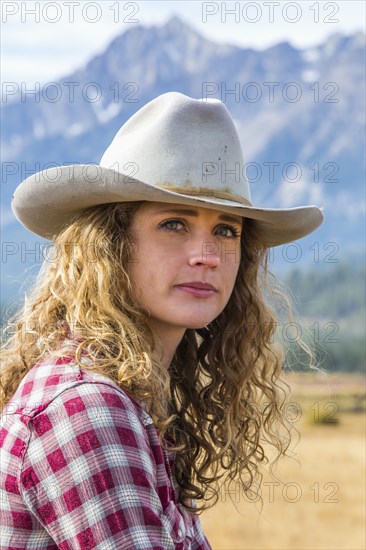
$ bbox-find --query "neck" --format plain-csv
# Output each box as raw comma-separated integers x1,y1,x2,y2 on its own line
147,321,186,370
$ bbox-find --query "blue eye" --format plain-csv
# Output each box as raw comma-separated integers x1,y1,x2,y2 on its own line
215,225,240,239
159,219,184,232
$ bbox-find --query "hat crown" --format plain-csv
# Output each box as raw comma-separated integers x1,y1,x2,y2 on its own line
100,92,251,203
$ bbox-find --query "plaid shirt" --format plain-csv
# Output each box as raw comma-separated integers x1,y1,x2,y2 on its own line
0,346,212,549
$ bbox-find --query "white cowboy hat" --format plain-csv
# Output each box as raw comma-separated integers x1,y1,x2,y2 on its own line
12,91,324,246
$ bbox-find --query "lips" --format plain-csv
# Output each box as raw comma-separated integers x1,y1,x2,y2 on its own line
175,281,217,291
175,281,217,298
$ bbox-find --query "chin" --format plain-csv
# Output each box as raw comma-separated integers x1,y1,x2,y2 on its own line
185,322,210,330
181,315,218,330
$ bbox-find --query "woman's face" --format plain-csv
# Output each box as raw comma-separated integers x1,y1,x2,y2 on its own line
128,201,242,338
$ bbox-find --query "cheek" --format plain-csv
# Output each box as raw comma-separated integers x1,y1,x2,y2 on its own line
224,252,241,281
129,241,177,292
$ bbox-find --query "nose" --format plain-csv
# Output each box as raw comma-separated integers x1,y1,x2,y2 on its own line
188,239,220,269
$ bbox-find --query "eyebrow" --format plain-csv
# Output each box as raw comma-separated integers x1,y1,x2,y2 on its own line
155,208,243,225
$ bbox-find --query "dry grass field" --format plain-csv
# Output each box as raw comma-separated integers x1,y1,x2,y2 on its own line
200,372,366,550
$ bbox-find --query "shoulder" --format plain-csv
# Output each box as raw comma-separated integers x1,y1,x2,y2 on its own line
33,374,152,437
5,348,152,429
20,366,159,494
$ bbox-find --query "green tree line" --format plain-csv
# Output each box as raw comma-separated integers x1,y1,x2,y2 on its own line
281,262,365,372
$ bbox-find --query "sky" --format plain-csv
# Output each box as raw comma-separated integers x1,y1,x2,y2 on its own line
1,0,365,86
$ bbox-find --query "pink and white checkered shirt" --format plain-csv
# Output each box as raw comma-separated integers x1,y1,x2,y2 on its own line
0,346,212,549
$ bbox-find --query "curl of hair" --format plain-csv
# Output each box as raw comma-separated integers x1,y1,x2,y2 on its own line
1,202,317,513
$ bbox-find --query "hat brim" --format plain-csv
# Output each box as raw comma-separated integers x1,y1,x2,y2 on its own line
12,164,324,246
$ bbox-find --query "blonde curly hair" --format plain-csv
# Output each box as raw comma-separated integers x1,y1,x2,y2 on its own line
0,201,315,512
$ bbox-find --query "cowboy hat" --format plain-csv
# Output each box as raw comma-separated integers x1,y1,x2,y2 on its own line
12,91,324,246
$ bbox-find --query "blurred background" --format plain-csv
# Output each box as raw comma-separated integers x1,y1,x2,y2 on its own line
1,1,365,548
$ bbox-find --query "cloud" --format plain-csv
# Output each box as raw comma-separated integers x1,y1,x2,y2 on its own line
275,165,327,209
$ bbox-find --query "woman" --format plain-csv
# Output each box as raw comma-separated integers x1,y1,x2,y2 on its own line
0,92,324,549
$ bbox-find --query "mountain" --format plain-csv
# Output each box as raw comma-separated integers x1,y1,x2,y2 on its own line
1,17,365,304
